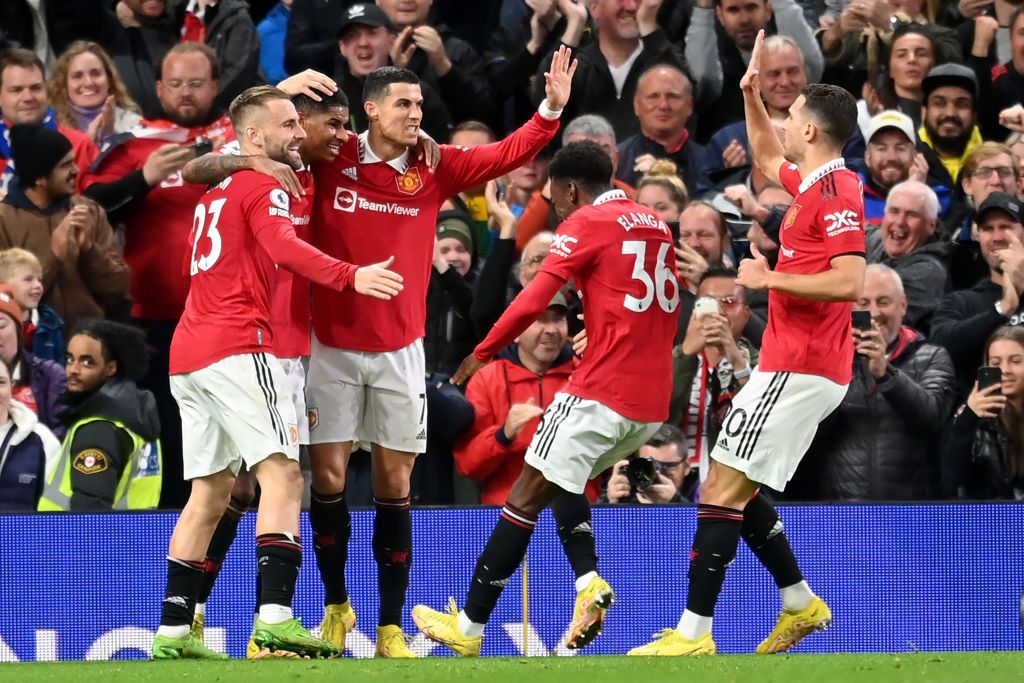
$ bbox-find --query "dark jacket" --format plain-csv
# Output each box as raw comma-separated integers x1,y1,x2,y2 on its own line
942,406,1024,501
169,0,264,111
0,400,61,512
95,5,177,120
930,277,1022,399
284,0,352,75
616,132,709,198
27,304,65,365
989,60,1024,142
23,352,67,439
484,14,564,133
801,328,955,500
405,24,501,137
424,266,478,377
0,0,110,57
865,227,952,333
59,379,161,510
532,28,686,142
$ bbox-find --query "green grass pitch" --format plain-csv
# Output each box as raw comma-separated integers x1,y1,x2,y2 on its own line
1,652,1021,683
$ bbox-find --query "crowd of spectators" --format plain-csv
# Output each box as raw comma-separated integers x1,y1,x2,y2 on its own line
2,0,1024,509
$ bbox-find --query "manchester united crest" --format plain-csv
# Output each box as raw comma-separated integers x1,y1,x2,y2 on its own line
782,204,800,230
396,168,423,195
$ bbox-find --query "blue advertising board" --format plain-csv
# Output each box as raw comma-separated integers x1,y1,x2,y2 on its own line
0,504,1021,660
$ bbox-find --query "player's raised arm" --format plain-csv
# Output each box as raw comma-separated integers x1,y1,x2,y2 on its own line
741,30,785,187
439,45,578,195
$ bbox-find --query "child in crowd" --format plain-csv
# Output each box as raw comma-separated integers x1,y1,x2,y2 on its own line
0,249,66,363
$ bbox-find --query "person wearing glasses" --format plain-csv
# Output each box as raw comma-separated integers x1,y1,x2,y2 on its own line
943,142,1023,290
600,423,696,504
669,267,755,482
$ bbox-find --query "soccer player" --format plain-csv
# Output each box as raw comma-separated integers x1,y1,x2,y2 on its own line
411,140,681,656
304,47,577,657
151,85,404,660
629,30,865,656
177,87,353,657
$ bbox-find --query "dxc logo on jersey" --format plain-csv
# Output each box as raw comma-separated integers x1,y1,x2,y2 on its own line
550,234,578,257
824,210,860,237
334,187,357,213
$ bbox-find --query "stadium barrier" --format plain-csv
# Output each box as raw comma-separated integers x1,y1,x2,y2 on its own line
1,504,1022,660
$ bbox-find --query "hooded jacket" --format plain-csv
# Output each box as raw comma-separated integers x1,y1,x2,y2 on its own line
455,343,596,504
58,379,161,510
0,400,61,511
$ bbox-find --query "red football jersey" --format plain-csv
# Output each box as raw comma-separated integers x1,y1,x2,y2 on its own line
169,171,357,375
270,168,315,359
84,115,236,320
759,159,866,385
310,111,559,352
474,190,681,423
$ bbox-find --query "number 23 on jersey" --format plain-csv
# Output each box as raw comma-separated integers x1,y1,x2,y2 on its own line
190,197,226,275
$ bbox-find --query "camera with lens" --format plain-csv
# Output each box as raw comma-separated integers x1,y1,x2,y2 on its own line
625,456,667,489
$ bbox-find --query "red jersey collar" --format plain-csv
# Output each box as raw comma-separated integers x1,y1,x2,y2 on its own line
356,131,409,173
593,189,628,206
798,158,846,195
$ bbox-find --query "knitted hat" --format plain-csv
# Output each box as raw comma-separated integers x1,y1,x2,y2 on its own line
0,286,24,334
436,210,475,253
9,125,73,187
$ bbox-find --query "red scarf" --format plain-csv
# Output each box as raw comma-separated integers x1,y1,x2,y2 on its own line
181,11,206,43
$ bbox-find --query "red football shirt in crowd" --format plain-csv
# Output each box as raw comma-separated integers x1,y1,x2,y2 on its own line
84,115,236,320
310,110,560,353
474,190,681,423
758,159,866,385
270,168,315,359
169,171,357,375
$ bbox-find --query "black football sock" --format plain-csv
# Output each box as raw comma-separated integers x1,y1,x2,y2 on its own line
310,488,352,605
551,492,598,581
196,495,249,605
464,504,537,625
373,497,412,627
741,491,804,589
160,557,205,631
256,532,302,614
684,504,744,617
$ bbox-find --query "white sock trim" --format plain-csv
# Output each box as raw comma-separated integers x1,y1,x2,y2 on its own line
575,571,598,593
676,610,713,640
157,624,190,639
457,610,485,638
258,604,294,624
194,602,206,617
780,580,814,611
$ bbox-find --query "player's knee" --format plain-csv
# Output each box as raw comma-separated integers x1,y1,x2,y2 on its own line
230,472,257,507
310,444,349,492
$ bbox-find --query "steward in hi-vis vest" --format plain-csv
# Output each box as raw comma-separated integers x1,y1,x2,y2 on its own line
38,320,161,510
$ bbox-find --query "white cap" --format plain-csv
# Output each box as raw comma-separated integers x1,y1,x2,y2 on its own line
864,110,916,145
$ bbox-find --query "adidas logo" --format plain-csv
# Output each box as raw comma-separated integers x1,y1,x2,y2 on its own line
716,437,729,451
342,166,358,180
571,522,593,535
416,429,426,440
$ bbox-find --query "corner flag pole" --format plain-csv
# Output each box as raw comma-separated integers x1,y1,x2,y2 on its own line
522,558,529,656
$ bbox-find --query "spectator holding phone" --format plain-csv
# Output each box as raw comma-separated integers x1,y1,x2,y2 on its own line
942,325,1024,500
792,265,955,501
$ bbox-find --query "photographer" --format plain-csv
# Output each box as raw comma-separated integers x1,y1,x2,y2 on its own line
600,423,695,504
942,326,1024,500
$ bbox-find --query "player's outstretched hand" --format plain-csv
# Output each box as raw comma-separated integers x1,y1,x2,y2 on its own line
739,30,765,94
276,69,338,101
736,242,772,290
354,255,404,300
544,44,578,112
451,354,488,386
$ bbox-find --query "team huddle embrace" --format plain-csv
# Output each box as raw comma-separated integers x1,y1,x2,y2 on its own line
154,31,867,661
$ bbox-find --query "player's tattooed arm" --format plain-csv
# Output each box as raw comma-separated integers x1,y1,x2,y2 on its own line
182,153,304,198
